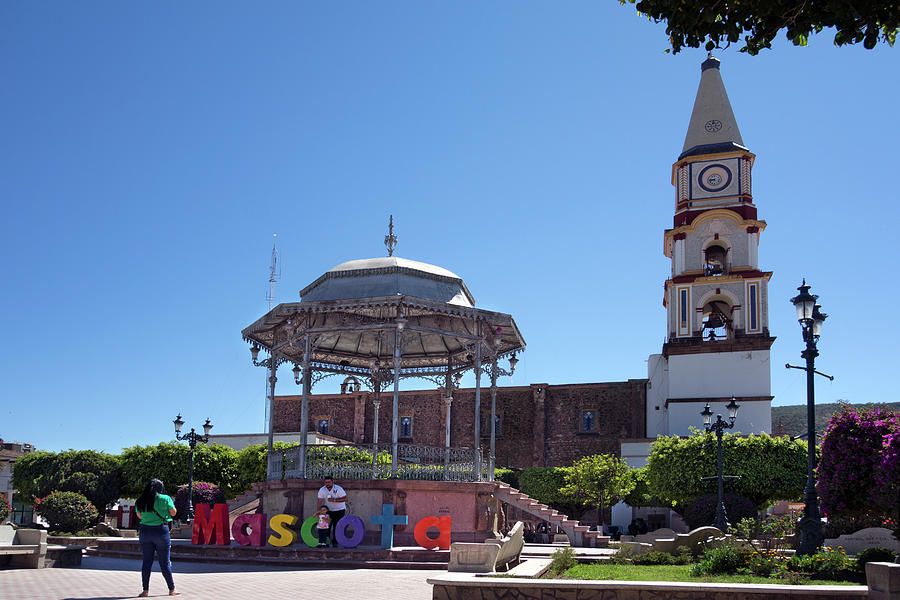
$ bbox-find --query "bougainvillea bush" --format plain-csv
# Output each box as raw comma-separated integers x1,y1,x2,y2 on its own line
173,482,226,520
0,492,10,522
817,405,899,536
34,491,98,533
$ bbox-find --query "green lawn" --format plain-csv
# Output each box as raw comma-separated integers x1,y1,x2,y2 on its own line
562,564,861,586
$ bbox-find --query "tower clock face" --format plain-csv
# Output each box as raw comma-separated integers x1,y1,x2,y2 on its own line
704,119,723,133
697,163,732,193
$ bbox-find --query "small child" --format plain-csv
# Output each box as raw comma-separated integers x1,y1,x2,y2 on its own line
316,505,330,547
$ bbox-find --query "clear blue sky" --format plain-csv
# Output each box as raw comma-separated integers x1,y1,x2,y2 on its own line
2,2,897,454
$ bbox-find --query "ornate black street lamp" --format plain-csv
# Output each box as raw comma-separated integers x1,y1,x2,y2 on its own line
173,414,213,521
787,280,830,555
701,397,740,532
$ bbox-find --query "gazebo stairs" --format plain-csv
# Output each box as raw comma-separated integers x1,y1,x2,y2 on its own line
493,482,609,548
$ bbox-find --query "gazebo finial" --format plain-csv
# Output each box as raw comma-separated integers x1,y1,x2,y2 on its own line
384,215,397,257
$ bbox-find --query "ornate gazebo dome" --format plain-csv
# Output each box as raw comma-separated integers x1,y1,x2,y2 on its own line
299,256,475,307
241,219,525,482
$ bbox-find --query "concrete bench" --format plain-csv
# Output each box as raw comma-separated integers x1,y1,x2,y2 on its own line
620,526,727,556
0,524,48,569
448,521,525,573
867,561,900,600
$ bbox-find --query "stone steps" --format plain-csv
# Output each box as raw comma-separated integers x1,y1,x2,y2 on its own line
492,482,609,548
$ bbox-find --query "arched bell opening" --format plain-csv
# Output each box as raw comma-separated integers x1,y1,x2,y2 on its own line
701,297,733,341
341,376,361,394
704,243,729,276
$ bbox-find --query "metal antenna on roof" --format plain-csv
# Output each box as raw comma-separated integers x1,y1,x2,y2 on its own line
264,233,281,432
384,215,397,257
267,233,281,309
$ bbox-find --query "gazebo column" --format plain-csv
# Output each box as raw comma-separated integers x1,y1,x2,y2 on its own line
266,358,278,456
299,334,311,478
443,355,453,479
372,390,381,445
371,389,382,479
474,338,483,481
391,319,404,478
489,356,498,482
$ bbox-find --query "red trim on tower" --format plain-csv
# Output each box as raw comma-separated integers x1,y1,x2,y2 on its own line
671,270,769,284
746,226,759,233
662,335,775,357
673,232,687,241
673,204,757,227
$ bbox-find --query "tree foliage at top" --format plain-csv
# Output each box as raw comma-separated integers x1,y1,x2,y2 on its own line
118,442,240,498
619,0,899,55
646,431,807,512
560,454,633,525
11,449,122,514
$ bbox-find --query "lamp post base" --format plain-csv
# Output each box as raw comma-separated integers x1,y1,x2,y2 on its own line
797,515,825,555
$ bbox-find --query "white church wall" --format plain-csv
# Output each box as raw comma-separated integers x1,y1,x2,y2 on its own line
667,350,771,398
646,354,669,437
666,399,771,436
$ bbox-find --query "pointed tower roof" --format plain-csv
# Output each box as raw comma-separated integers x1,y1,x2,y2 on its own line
680,54,747,160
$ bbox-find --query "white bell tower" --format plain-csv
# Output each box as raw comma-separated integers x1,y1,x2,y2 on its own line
646,55,773,438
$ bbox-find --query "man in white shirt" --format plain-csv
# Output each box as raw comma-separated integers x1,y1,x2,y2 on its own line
316,476,347,547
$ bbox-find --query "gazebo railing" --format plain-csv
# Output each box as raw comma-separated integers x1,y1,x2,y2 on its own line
266,442,484,482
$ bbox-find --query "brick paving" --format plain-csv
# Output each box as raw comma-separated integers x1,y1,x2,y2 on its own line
0,556,436,600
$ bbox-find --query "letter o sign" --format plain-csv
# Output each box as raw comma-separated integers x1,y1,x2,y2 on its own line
335,515,365,548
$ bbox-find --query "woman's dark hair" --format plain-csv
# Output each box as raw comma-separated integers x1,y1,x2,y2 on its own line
135,478,166,513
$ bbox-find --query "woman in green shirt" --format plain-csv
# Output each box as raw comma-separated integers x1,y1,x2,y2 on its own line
134,478,179,596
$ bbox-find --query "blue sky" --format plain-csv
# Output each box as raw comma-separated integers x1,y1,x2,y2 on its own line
2,2,897,454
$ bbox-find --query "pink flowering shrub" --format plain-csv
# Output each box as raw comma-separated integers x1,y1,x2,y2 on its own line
0,492,10,522
818,405,899,536
173,482,225,520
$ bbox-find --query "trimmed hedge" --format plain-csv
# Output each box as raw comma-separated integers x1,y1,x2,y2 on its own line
682,492,757,529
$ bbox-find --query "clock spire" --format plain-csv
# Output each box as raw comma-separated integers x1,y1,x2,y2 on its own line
681,53,747,160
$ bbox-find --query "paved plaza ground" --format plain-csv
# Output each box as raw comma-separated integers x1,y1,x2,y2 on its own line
0,556,437,600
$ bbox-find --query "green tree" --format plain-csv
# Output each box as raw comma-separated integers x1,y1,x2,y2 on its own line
118,442,239,498
619,0,898,55
622,466,667,508
11,450,121,516
560,454,633,527
646,431,808,512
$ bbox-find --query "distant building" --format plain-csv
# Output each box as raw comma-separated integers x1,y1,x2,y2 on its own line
0,438,36,525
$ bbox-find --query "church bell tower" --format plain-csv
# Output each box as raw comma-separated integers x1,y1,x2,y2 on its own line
646,55,773,437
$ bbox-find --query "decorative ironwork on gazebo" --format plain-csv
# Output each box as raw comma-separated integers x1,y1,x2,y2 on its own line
241,223,524,482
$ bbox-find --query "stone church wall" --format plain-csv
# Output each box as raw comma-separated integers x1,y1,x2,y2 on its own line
272,379,647,468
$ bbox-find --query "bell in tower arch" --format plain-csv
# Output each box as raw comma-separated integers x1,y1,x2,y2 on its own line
701,299,733,341
704,244,728,276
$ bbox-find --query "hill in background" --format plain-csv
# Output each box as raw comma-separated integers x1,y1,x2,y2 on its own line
771,402,900,439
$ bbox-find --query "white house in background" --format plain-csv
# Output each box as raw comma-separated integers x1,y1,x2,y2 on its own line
0,438,36,525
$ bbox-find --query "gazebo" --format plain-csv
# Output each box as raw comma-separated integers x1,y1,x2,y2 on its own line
241,233,525,483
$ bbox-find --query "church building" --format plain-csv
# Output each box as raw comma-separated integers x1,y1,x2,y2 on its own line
263,56,774,527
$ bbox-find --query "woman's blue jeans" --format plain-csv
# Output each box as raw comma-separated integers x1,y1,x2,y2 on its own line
139,524,175,591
